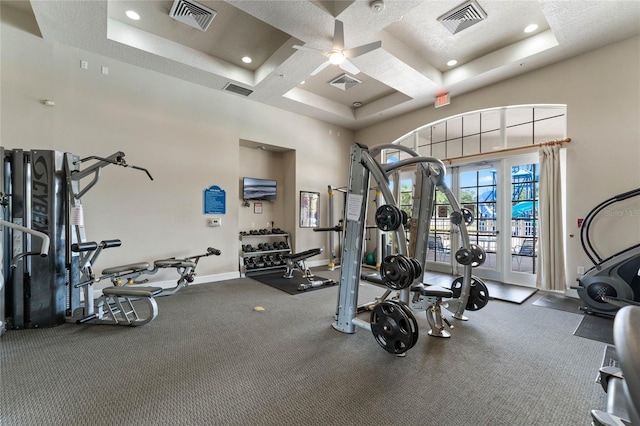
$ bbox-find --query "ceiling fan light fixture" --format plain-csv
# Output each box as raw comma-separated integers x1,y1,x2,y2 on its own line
329,51,345,65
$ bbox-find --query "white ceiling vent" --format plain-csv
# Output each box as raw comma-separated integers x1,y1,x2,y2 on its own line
169,0,216,32
223,83,253,97
437,0,487,35
329,74,362,91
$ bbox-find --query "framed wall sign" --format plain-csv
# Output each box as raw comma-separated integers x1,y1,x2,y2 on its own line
300,191,320,228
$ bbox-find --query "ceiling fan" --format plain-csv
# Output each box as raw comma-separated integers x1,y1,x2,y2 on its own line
293,20,382,76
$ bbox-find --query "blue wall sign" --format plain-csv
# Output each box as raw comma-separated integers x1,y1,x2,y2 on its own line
204,186,226,214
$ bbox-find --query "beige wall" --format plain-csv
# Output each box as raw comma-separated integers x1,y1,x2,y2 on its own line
3,3,639,291
356,35,640,290
0,6,353,285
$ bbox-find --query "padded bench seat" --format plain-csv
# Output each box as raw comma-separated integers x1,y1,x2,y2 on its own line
411,283,453,298
102,286,163,298
283,248,323,262
103,262,150,275
154,259,196,268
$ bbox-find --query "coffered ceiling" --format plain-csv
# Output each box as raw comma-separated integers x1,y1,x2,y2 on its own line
8,0,640,130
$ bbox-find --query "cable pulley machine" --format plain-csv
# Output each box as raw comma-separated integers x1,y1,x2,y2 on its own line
332,143,489,355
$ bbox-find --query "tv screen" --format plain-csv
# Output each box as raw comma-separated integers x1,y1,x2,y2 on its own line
243,177,277,201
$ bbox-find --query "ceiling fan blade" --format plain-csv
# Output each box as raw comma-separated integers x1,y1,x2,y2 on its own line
310,60,332,76
344,40,382,58
293,45,328,55
339,59,360,75
332,20,345,51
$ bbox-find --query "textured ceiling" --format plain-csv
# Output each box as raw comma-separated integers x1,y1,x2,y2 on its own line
9,0,640,130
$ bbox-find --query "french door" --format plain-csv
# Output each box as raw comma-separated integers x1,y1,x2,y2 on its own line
426,154,539,287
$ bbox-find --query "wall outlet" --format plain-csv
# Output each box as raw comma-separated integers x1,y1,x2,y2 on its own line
208,218,221,227
577,266,584,275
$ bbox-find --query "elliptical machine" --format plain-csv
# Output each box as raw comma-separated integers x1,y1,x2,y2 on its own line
576,188,640,316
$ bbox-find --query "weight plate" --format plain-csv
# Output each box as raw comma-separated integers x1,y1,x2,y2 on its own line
370,301,416,354
451,276,464,298
375,204,402,232
461,208,474,225
450,211,463,225
469,244,486,267
455,248,473,265
401,210,409,226
380,255,414,290
409,258,423,280
466,277,489,311
396,301,419,349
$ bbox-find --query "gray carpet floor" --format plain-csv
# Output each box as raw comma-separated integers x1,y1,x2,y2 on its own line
1,269,607,426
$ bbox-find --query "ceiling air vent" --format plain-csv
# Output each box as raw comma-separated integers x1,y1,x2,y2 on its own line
223,83,253,97
437,0,487,35
329,74,362,91
169,0,216,32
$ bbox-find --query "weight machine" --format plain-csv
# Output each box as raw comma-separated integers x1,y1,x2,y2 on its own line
1,148,156,331
575,188,640,316
333,143,489,355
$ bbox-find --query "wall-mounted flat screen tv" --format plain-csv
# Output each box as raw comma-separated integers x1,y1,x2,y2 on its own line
243,177,277,201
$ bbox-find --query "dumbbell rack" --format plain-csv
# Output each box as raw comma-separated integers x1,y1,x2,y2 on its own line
239,230,290,277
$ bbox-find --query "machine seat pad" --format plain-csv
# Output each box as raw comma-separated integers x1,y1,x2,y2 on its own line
411,283,453,298
283,248,323,262
154,259,196,268
72,241,98,252
103,262,150,275
102,286,163,298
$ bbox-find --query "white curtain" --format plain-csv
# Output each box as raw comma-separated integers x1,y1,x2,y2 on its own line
536,145,567,291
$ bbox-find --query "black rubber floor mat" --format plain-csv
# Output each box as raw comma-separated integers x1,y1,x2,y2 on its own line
574,314,614,345
249,270,336,295
485,282,538,304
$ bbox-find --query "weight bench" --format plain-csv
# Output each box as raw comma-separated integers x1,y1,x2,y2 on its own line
70,240,164,326
282,247,336,291
283,247,323,280
91,286,163,326
359,273,454,338
102,247,220,296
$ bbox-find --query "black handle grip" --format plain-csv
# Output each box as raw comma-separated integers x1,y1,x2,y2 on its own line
207,247,222,256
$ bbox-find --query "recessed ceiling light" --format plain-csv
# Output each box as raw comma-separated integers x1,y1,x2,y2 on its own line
447,59,458,67
524,24,538,33
300,81,306,85
242,56,252,64
353,101,363,108
125,10,140,20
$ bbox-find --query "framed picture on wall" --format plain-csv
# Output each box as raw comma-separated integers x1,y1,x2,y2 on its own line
254,202,263,214
300,191,320,228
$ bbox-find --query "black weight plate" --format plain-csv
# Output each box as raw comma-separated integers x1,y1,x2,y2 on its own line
455,248,473,265
450,211,463,225
461,208,474,225
370,301,415,354
401,210,409,226
466,277,489,311
380,255,413,290
451,276,464,298
409,258,423,280
375,205,402,232
469,244,486,267
400,255,416,283
396,301,419,349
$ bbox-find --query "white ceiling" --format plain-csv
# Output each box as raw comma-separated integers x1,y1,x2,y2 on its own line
10,0,640,130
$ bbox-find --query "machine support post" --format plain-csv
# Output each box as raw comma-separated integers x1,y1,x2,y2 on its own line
333,144,371,333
